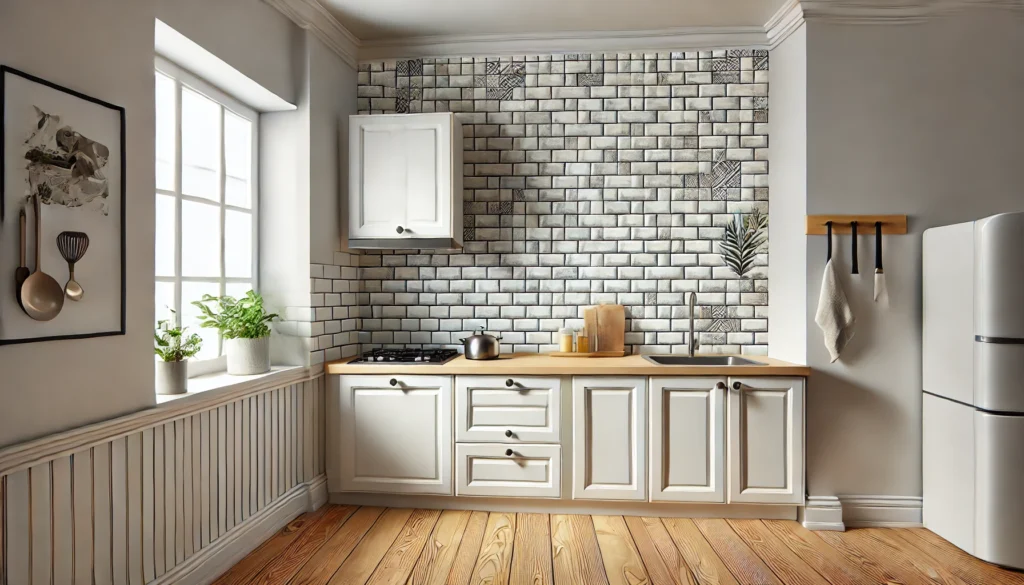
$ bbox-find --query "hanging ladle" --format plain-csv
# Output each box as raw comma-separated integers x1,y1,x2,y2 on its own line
21,195,65,321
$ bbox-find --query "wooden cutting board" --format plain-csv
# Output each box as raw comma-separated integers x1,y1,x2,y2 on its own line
583,307,599,351
596,304,626,354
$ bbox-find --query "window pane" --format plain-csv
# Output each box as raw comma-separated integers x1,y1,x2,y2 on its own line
155,281,175,325
155,72,176,191
181,200,220,277
225,177,249,209
225,282,252,300
224,112,251,208
155,194,176,277
182,281,221,360
224,210,252,278
181,87,220,201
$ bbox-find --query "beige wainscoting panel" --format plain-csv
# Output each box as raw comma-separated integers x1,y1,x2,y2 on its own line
0,369,326,585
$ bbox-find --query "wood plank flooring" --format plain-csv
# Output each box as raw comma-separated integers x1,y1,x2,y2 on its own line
216,506,1024,585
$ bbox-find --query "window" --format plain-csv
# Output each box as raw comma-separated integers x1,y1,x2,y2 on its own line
155,57,258,375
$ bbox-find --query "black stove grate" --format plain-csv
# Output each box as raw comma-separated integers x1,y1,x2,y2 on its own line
351,348,459,364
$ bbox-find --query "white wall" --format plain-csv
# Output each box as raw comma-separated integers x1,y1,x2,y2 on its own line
0,0,304,447
802,10,1024,497
767,25,808,365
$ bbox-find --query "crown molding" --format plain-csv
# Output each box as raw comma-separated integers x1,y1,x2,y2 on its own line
766,0,806,48
798,0,1022,25
357,27,768,61
264,0,360,68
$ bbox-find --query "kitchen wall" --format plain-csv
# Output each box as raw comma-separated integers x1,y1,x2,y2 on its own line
355,52,771,353
769,8,1024,501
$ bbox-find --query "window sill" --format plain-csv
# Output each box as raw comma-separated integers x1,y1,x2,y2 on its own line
156,365,308,405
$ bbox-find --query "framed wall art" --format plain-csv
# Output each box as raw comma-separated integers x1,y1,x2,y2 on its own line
0,65,126,344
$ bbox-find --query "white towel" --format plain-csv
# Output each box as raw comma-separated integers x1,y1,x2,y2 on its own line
815,259,855,362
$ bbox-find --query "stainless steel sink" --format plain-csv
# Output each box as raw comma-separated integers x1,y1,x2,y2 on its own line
642,355,765,366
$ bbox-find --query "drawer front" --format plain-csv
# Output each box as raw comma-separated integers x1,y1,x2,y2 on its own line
455,444,561,497
456,376,561,443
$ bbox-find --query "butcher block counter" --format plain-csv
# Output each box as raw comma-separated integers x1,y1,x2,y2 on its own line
324,352,810,376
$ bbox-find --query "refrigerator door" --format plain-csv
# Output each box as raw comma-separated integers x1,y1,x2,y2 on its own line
974,212,1024,413
975,411,1024,570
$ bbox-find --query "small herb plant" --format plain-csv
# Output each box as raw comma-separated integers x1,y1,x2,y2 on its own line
154,314,203,362
720,209,768,279
191,290,278,339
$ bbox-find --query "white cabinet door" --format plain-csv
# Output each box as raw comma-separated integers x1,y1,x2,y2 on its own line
455,444,560,498
455,376,561,443
650,377,726,503
572,377,646,501
337,375,452,495
727,377,805,504
349,114,453,239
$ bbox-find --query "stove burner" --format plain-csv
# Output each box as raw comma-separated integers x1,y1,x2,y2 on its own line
351,348,459,365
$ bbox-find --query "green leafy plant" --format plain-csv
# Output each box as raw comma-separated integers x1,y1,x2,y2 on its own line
154,313,203,362
720,209,768,279
191,290,278,339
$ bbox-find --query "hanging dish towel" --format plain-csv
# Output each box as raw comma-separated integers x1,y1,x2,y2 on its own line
815,258,855,362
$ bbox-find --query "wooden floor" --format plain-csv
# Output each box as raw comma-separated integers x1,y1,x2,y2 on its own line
215,506,1024,585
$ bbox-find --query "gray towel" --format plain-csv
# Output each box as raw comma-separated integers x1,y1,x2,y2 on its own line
815,259,855,362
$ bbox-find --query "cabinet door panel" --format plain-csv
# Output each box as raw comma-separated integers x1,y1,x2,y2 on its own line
402,117,451,237
455,444,560,498
572,377,646,501
728,377,804,504
650,378,725,503
352,123,404,237
456,376,561,443
337,375,452,495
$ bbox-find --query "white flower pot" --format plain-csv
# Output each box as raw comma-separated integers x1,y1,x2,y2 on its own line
155,360,189,395
226,337,271,375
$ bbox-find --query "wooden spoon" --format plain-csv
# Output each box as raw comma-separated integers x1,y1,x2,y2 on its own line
21,195,64,321
14,208,29,311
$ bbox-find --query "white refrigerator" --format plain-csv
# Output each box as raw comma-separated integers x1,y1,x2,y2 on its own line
923,211,1024,569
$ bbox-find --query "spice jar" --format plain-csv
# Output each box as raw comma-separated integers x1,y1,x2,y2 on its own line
576,329,590,353
559,328,574,352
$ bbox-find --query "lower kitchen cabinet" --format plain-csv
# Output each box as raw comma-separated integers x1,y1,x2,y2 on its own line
728,376,805,504
572,376,647,501
336,375,452,495
650,377,726,503
455,443,561,498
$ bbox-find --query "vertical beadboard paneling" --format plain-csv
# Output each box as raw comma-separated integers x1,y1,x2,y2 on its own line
30,463,52,585
142,428,155,583
72,450,93,584
318,377,326,476
6,470,29,585
0,369,324,585
154,424,166,578
127,432,144,585
94,443,113,585
52,457,73,584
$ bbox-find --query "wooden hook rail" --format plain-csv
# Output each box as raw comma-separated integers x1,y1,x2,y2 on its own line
805,215,907,235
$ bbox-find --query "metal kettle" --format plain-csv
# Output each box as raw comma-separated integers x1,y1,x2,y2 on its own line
459,327,502,360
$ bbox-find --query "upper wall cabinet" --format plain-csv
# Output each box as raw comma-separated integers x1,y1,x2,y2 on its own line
348,113,464,249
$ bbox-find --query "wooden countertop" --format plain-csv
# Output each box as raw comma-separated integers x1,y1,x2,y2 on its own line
324,353,810,377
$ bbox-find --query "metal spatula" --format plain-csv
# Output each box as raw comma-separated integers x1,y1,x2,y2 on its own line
874,221,889,306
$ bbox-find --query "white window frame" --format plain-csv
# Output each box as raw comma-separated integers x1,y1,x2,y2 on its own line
155,56,259,377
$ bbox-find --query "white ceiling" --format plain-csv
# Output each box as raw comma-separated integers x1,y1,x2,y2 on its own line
321,0,789,41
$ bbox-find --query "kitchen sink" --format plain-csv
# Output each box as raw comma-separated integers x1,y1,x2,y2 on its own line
642,355,765,366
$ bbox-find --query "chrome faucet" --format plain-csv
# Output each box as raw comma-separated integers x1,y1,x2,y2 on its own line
687,292,700,357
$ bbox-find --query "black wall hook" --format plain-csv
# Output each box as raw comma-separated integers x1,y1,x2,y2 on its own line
851,221,859,274
826,221,833,261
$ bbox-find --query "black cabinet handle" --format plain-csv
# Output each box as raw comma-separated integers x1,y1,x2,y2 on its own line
396,226,405,234
505,430,513,438
733,381,742,390
716,382,726,390
505,449,514,457
505,379,514,387
389,378,398,387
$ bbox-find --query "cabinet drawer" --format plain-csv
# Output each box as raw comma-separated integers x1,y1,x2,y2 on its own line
455,444,561,498
456,376,561,443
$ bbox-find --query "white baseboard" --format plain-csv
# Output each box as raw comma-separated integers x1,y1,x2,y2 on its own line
839,495,923,528
153,475,328,585
329,492,798,520
801,496,845,531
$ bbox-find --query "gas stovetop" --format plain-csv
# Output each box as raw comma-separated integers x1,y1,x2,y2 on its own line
350,349,460,365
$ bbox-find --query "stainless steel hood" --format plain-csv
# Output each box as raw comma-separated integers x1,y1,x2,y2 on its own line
347,237,463,250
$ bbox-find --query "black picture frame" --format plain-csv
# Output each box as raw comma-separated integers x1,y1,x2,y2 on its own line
0,65,126,344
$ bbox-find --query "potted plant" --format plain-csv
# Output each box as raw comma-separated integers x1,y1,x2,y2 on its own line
192,290,278,375
154,315,203,395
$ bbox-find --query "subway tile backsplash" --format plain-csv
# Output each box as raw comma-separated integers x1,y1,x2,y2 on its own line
345,50,769,356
